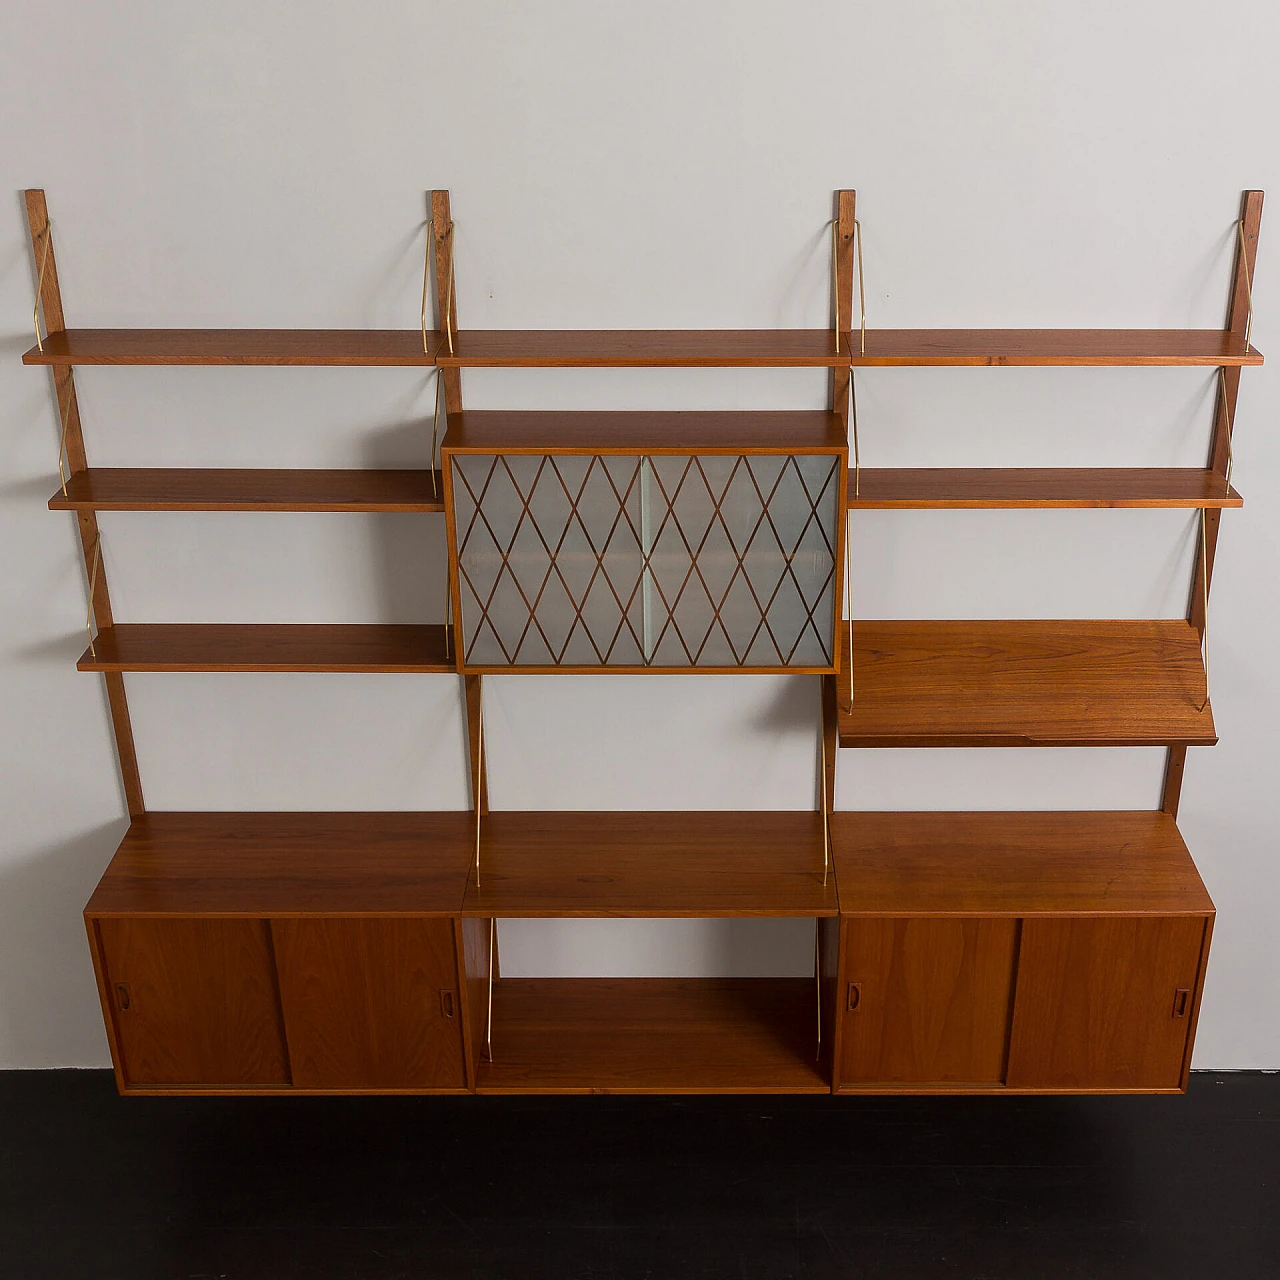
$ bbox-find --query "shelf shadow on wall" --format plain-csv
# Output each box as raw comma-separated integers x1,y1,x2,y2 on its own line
362,419,448,626
0,820,129,1065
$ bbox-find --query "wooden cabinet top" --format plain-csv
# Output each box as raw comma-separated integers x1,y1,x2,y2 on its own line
831,811,1215,916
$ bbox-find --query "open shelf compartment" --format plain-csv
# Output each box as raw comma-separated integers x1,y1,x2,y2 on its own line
474,976,829,1094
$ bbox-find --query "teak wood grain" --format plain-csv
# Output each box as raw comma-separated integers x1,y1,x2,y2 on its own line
433,330,853,368
76,624,453,672
845,329,1262,366
93,917,290,1088
272,918,467,1091
23,329,440,366
476,978,828,1094
85,812,474,916
847,468,1244,509
442,411,847,454
838,620,1215,747
1006,916,1209,1091
22,329,1263,369
462,812,838,917
50,469,445,512
837,917,1017,1088
829,811,1214,916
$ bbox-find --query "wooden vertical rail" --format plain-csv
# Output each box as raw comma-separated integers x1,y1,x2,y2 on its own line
823,191,856,841
25,191,145,817
821,671,838,877
431,190,463,415
433,190,486,819
465,673,488,816
1162,190,1262,816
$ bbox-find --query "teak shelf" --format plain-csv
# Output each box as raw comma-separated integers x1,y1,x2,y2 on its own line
49,468,445,513
841,328,1261,366
23,329,441,366
76,624,453,673
27,186,1261,1097
847,468,1244,510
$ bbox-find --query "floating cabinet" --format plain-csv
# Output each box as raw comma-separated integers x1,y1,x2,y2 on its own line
830,812,1215,1094
1006,916,1210,1091
273,918,468,1091
442,412,847,672
84,813,477,1095
837,917,1018,1087
91,917,289,1089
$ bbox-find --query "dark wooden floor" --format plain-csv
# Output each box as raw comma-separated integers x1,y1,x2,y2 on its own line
1,1071,1276,1279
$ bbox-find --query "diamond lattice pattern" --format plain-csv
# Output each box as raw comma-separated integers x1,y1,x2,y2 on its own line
450,453,839,668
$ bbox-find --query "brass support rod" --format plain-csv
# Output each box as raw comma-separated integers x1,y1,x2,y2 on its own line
814,921,822,1058
439,220,457,355
819,717,830,886
1197,510,1210,714
1219,369,1235,496
848,371,860,498
1238,219,1256,349
474,693,483,887
429,368,444,500
844,511,854,713
831,219,841,351
486,918,495,1061
85,534,102,658
32,224,52,350
853,218,865,356
420,218,435,355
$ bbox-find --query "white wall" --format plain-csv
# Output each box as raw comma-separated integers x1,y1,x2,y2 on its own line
1,1,1276,1068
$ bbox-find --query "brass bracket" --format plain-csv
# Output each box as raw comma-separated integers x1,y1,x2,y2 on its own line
853,218,865,356
438,219,457,355
814,921,822,1057
32,221,52,350
1238,219,1255,349
486,918,496,1061
85,533,102,658
473,690,484,886
1197,510,1211,714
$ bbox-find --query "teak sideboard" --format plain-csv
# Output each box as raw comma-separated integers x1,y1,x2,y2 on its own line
25,187,1261,1096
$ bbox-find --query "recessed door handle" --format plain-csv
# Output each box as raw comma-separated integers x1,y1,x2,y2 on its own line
847,982,861,1012
439,990,455,1019
115,983,131,1012
1172,988,1191,1018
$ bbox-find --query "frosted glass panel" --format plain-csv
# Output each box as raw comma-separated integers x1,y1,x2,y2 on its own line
450,453,839,669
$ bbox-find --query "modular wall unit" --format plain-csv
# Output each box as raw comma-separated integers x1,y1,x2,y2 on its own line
25,187,1261,1096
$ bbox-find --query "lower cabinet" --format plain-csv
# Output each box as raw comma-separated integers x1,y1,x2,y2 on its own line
93,917,290,1088
273,917,467,1090
90,914,469,1093
838,917,1017,1087
833,914,1211,1093
1006,916,1210,1090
